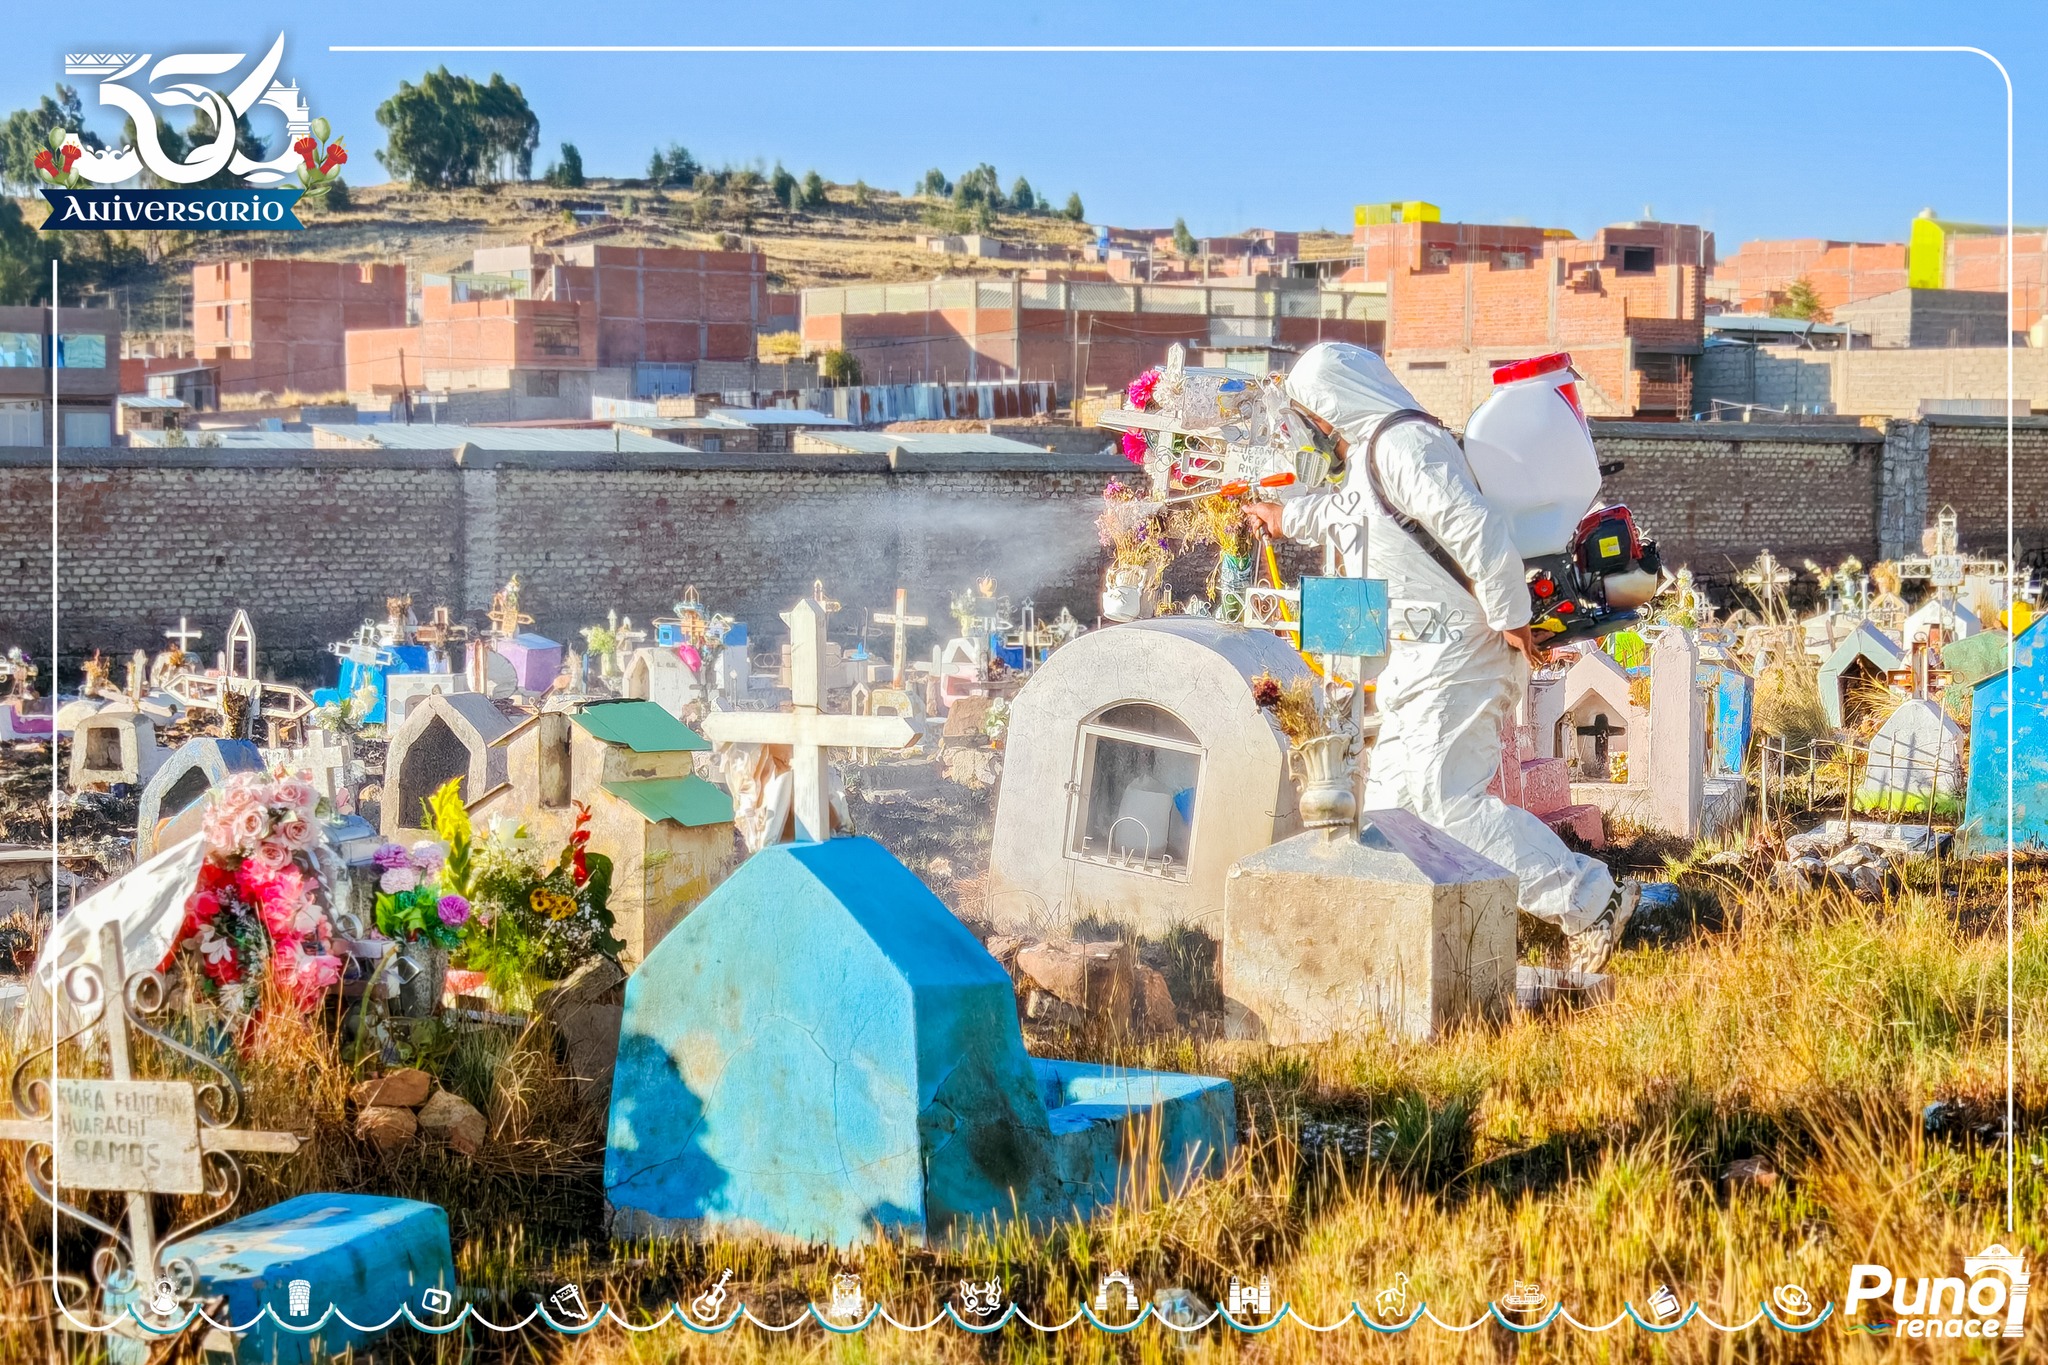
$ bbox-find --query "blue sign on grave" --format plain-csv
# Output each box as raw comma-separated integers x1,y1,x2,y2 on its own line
1299,576,1390,658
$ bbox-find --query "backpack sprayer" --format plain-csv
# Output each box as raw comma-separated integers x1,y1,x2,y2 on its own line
1094,345,1660,647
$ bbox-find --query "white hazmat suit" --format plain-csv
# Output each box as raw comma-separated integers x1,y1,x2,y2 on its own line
1278,343,1615,933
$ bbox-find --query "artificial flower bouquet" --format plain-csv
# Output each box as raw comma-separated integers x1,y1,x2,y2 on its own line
368,841,471,950
172,772,346,1014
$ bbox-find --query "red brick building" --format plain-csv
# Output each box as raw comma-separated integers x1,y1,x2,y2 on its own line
469,244,766,370
1352,217,1713,419
1709,239,1909,316
170,258,408,399
344,285,596,395
800,276,1379,394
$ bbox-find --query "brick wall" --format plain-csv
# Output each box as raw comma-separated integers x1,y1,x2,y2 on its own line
5,420,2039,683
1693,343,2048,419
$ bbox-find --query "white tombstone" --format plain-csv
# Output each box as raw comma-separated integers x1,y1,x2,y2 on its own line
68,708,165,790
384,671,472,727
1645,628,1706,840
621,648,706,717
1904,597,1980,642
1859,699,1964,812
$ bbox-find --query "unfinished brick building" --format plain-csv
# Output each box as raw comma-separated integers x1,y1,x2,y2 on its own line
800,276,1379,394
171,258,408,399
1710,239,1909,316
1351,215,1713,420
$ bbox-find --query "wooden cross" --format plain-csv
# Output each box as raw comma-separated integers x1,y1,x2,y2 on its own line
165,616,203,653
488,575,534,640
0,923,300,1308
874,589,927,685
700,599,916,843
127,649,147,702
615,616,649,660
413,605,470,667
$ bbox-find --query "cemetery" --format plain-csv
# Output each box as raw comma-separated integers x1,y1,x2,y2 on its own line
0,349,2042,1358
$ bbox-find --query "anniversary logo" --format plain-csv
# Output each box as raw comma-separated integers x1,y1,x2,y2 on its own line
33,34,340,230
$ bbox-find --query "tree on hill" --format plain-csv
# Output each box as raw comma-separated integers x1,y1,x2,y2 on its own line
799,169,828,210
1770,276,1829,322
852,179,872,208
770,162,799,210
1062,192,1085,222
174,108,269,189
918,167,951,198
648,142,698,187
544,142,585,188
951,163,1003,211
0,85,103,191
1172,218,1198,256
1008,176,1037,213
375,68,539,188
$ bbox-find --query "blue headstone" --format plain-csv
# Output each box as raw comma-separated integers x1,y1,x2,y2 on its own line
314,643,430,725
1963,620,2047,853
161,1193,454,1365
605,837,1233,1246
1697,659,1754,777
1299,576,1390,658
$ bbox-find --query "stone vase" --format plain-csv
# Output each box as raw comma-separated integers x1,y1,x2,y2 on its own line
1290,733,1357,832
390,941,449,1017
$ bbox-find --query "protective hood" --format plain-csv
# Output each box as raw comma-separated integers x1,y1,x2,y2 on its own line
1283,342,1426,449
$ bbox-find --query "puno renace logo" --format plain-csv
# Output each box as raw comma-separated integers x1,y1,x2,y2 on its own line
34,34,339,230
1844,1244,2030,1341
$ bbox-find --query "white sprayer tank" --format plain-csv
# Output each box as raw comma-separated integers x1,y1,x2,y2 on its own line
1461,352,1602,559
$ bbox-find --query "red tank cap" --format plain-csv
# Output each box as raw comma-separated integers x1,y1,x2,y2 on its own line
1491,352,1574,386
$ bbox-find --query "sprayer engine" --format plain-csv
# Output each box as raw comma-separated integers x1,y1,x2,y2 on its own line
1523,503,1662,645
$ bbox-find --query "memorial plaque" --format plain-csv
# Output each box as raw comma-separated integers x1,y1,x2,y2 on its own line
51,1078,204,1195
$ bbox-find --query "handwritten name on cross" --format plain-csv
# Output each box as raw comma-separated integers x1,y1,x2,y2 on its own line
873,589,927,685
700,599,915,843
0,923,299,1302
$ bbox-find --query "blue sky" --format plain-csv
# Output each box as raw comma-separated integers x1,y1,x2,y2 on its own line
4,1,2040,250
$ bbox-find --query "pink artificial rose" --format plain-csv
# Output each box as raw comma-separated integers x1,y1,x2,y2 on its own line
277,816,319,852
273,775,317,814
409,840,448,874
279,943,344,1009
200,804,238,851
379,865,419,895
232,806,270,850
252,839,294,872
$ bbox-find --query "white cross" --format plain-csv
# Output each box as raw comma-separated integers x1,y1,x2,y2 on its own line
165,616,203,652
700,599,916,843
224,609,258,681
873,589,928,685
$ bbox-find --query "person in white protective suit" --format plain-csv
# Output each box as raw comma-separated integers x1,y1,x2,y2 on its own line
1246,342,1635,970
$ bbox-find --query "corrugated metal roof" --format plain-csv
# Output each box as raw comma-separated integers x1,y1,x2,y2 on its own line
312,423,684,452
805,430,1052,456
601,775,734,827
714,408,852,427
119,394,187,409
570,699,710,752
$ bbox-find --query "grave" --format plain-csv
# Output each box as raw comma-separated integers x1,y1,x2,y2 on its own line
383,669,471,727
314,624,429,726
495,632,565,694
986,619,1310,939
604,837,1235,1246
135,738,267,858
1906,596,1981,642
1563,633,1711,839
469,699,739,965
379,691,518,839
1962,620,2047,853
67,708,164,791
1221,809,1517,1043
2,922,450,1365
1490,701,1605,849
1818,622,1906,730
1698,643,1756,780
1855,698,1964,814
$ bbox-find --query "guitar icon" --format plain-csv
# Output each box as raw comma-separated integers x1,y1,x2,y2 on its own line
691,1269,735,1323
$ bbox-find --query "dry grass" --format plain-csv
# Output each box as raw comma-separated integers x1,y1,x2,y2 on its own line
2,861,2041,1362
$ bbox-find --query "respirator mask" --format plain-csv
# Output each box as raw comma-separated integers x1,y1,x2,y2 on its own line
1290,403,1345,483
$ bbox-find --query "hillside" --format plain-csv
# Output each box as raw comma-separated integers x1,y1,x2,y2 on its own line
27,179,1353,350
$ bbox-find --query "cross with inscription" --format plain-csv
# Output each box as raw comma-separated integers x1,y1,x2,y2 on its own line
0,923,300,1315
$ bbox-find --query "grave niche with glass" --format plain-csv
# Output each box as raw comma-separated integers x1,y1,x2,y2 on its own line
1068,703,1201,874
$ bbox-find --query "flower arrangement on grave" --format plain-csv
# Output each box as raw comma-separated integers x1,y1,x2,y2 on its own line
290,117,348,204
1252,668,1361,829
1251,669,1330,743
312,682,381,735
1117,368,1163,465
983,697,1012,749
368,841,470,950
171,772,346,1014
424,787,624,1004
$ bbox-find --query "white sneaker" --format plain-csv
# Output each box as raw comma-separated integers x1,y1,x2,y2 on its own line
1565,883,1640,974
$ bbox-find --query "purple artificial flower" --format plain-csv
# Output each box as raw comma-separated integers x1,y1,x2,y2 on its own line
371,843,413,871
437,894,471,927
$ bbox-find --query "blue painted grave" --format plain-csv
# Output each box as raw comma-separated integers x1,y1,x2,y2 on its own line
1962,620,2048,853
1696,656,1754,778
605,837,1233,1246
164,1193,454,1364
312,643,429,725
